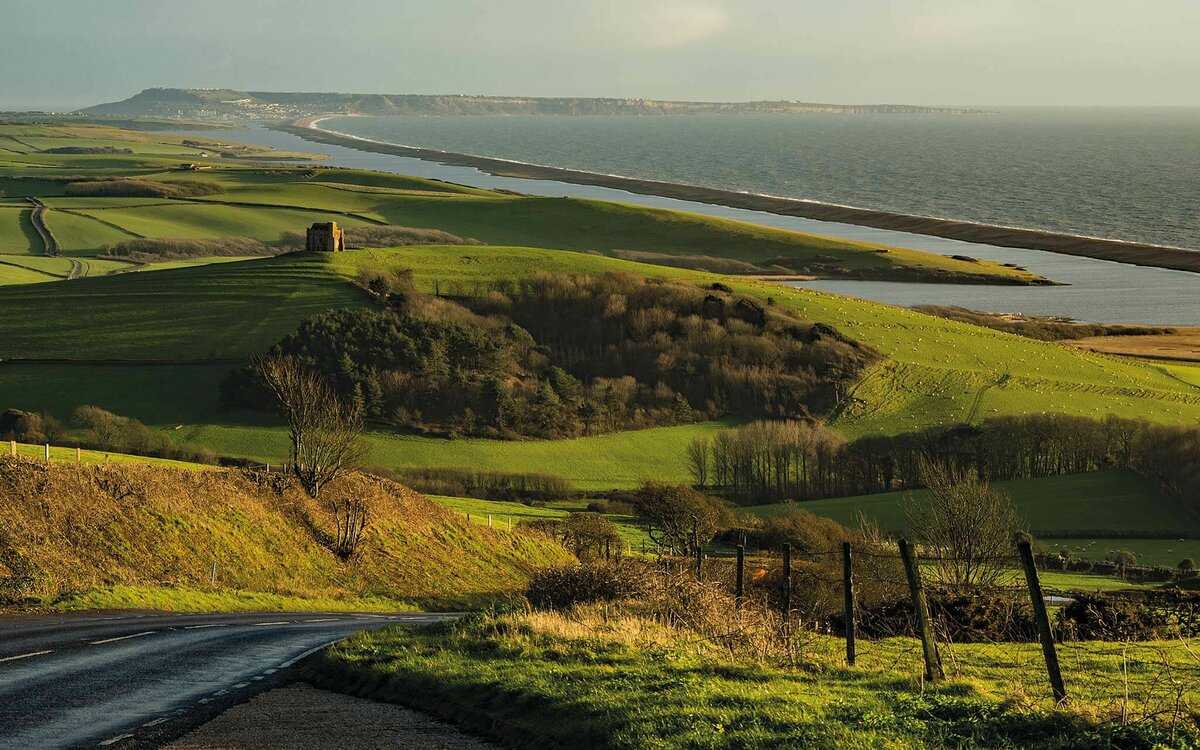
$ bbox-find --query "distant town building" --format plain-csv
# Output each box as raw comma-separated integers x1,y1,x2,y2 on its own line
306,221,345,252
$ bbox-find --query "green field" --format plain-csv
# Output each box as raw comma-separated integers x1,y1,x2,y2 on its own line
746,471,1200,565
431,495,652,550
0,261,55,285
0,207,38,254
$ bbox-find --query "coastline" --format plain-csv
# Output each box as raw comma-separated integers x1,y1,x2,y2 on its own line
280,117,1200,276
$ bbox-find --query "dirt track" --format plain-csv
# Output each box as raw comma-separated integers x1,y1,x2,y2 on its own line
166,683,498,750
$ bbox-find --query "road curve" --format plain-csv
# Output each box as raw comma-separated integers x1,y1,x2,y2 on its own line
0,609,458,750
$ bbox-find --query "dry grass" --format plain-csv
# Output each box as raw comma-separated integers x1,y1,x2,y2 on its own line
1069,327,1200,363
0,457,572,608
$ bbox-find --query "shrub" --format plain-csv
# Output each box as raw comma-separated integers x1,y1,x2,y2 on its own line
68,405,216,464
749,508,854,553
101,236,271,261
845,592,1038,643
1057,593,1179,641
373,467,573,502
633,482,734,555
0,409,64,444
64,178,222,198
526,562,648,610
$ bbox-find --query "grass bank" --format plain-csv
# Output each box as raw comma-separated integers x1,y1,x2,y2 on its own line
304,609,1200,749
0,457,571,611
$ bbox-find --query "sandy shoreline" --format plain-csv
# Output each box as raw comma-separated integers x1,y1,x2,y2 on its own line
279,117,1200,276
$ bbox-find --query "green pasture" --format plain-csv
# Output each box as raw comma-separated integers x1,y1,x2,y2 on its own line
0,207,38,254
745,471,1200,566
430,495,651,549
0,262,56,285
176,419,731,490
44,209,139,254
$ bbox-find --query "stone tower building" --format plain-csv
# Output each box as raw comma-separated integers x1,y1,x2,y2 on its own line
306,221,345,252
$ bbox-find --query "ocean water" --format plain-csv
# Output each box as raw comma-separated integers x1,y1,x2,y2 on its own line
208,125,1200,324
324,109,1200,251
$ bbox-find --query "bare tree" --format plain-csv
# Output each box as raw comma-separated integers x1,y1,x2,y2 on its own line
254,356,366,498
686,436,710,488
905,458,1022,588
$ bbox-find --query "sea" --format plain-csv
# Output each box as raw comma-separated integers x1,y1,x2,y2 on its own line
208,108,1200,324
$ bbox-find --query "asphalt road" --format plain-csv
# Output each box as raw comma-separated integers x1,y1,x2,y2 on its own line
0,609,458,749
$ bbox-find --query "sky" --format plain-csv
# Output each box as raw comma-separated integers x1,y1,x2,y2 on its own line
4,0,1200,110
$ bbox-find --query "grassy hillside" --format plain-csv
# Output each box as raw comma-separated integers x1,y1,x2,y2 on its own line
0,246,1197,490
0,456,571,611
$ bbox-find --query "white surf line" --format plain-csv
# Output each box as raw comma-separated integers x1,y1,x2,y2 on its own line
233,682,249,689
183,623,229,630
303,617,341,623
252,621,292,627
0,649,53,663
90,631,155,645
97,733,133,746
141,717,169,728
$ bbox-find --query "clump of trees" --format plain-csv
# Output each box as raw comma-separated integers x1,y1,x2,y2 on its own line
223,273,877,440
691,414,1200,505
64,178,222,198
0,406,216,464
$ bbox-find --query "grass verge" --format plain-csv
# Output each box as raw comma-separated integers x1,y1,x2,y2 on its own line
303,610,1200,749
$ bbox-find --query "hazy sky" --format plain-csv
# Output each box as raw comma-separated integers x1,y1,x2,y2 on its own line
5,0,1200,110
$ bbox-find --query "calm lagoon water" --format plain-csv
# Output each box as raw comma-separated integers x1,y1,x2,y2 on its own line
211,122,1199,325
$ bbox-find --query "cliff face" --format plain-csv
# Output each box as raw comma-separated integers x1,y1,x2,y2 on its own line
79,88,986,121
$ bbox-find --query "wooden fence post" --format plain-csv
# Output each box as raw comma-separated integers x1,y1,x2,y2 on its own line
76,446,81,464
735,544,745,608
898,538,943,682
782,543,792,624
44,443,50,463
487,513,492,528
9,440,15,458
1017,538,1068,704
842,541,856,666
692,528,701,579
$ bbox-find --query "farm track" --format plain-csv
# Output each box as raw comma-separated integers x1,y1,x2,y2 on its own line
24,198,58,256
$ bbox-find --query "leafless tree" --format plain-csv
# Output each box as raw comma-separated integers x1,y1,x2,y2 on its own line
686,436,710,488
905,457,1022,589
254,356,366,498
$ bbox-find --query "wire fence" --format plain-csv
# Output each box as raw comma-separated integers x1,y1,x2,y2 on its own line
648,536,1200,721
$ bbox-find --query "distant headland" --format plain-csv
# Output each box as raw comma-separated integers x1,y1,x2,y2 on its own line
77,88,989,121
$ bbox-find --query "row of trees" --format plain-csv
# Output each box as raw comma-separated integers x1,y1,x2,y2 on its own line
690,414,1200,505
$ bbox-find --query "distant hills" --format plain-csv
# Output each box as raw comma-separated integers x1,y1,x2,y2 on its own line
79,88,985,121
